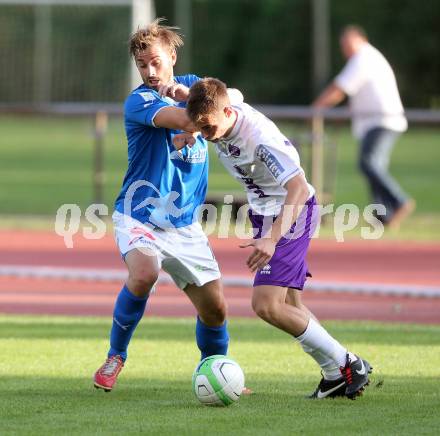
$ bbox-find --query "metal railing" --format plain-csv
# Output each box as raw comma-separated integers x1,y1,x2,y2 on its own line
2,103,440,124
1,103,439,205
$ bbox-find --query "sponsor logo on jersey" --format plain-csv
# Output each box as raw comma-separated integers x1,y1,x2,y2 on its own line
233,165,268,198
228,144,241,157
256,144,285,178
243,177,268,198
170,147,207,163
169,150,185,161
139,91,156,105
233,165,247,177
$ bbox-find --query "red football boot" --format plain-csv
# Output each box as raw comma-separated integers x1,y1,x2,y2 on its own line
94,355,124,392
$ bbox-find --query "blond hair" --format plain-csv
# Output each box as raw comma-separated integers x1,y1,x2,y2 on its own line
187,78,229,123
129,18,183,57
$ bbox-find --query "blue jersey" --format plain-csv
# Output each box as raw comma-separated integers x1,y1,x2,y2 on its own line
114,75,208,228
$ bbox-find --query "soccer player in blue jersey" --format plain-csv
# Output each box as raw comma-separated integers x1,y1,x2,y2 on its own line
93,19,232,392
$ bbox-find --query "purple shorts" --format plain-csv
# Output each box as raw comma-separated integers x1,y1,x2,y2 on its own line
248,196,317,290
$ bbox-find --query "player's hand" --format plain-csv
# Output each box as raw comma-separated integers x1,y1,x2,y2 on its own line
173,132,197,150
239,238,276,272
158,83,189,102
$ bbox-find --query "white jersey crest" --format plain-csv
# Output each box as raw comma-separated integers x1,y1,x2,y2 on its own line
214,103,314,216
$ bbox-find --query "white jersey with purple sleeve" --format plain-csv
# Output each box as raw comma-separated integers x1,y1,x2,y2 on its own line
214,103,315,216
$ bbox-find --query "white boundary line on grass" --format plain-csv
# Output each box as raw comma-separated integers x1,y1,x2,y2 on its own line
1,264,440,298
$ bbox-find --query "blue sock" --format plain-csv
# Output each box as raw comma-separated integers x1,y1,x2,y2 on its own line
196,316,229,360
108,285,148,361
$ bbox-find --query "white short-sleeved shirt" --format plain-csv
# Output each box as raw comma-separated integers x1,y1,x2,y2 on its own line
214,103,315,216
335,43,407,139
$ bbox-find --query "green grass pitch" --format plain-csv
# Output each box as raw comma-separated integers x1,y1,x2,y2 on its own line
1,315,439,435
0,115,439,239
0,115,439,215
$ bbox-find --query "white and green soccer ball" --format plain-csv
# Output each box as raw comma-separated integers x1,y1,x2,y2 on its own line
192,355,245,406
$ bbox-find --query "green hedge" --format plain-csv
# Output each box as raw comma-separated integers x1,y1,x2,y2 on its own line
0,0,438,106
163,0,440,107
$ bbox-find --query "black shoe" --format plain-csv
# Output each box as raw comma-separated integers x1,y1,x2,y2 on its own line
340,354,373,399
308,375,346,399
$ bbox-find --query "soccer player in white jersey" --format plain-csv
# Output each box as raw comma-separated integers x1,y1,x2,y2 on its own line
313,25,414,229
174,77,372,399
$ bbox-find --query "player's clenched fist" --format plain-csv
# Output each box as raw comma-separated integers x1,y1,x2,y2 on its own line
158,83,190,102
172,132,198,150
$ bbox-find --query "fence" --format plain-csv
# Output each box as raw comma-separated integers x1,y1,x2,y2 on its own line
1,103,439,216
1,0,439,107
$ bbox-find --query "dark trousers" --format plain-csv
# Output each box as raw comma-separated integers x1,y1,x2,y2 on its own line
359,127,408,223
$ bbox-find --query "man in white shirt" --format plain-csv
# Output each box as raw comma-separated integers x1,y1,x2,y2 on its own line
313,25,414,229
174,77,372,400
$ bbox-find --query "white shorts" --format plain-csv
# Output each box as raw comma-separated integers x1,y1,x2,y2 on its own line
112,211,221,290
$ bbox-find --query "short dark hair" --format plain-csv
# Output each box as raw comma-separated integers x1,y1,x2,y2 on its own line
340,24,368,40
187,78,229,123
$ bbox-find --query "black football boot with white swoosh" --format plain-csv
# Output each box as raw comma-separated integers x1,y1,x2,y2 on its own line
340,354,373,399
308,374,346,399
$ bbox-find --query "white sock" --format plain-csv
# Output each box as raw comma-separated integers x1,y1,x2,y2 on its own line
300,343,342,380
296,318,350,368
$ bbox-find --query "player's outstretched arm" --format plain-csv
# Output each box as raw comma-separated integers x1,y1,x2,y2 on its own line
157,83,242,105
312,82,346,109
153,106,198,132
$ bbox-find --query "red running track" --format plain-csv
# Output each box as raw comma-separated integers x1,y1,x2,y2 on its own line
0,230,439,323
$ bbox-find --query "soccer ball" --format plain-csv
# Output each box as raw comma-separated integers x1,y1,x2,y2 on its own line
192,355,245,406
